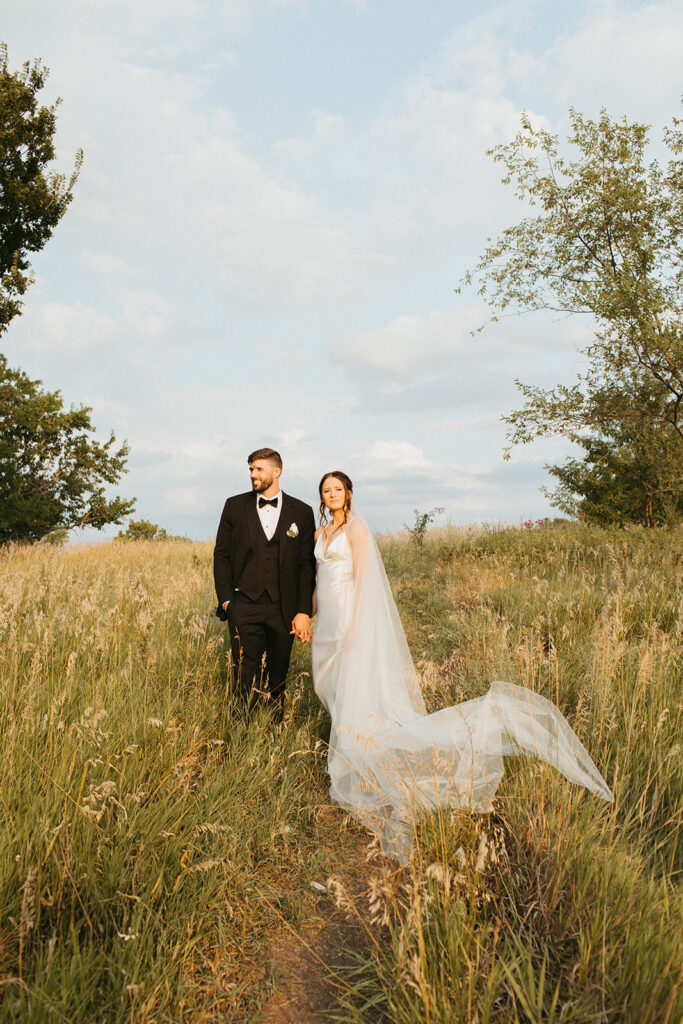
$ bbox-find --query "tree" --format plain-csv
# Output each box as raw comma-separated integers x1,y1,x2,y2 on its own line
547,424,682,526
117,519,168,541
0,354,135,543
404,507,445,547
0,43,82,334
463,108,683,525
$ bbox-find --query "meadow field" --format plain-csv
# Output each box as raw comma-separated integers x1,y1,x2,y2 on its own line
0,523,681,1022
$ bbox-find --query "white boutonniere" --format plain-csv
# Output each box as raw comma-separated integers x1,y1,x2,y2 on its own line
286,523,299,538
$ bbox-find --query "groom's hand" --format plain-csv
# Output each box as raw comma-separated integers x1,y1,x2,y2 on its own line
291,613,311,642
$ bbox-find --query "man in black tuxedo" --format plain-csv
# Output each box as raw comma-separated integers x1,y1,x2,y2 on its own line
213,448,316,719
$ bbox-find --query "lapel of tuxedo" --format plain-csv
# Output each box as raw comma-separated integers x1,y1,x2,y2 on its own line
246,491,260,549
277,493,292,563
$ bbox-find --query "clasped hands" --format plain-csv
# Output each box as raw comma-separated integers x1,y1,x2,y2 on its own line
291,613,312,643
222,602,311,642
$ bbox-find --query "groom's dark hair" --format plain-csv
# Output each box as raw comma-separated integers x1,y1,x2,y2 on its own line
248,448,282,469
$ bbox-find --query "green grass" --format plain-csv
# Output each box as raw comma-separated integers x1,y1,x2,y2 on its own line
343,523,682,1023
0,540,356,1021
1,524,681,1021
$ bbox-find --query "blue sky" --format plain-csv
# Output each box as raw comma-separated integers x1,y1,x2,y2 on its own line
3,0,682,535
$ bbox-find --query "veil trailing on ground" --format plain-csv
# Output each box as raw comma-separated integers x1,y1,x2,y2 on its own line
312,509,613,862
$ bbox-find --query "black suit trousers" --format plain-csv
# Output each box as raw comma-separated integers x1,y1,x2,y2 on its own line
228,592,293,716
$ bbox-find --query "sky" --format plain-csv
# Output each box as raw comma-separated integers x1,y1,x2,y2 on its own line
2,0,682,536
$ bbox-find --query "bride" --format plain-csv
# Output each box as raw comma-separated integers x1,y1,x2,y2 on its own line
308,471,612,862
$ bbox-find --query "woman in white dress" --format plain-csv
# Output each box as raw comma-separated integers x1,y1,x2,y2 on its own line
310,471,613,862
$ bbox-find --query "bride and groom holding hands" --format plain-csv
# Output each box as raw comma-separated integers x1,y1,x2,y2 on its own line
214,448,612,861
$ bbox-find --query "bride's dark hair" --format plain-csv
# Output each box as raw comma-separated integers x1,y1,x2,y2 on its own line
318,471,353,526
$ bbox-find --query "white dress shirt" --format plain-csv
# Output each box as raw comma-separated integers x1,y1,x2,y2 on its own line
257,489,282,540
225,490,284,607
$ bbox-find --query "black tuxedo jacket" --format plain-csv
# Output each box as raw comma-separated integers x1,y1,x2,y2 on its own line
213,491,316,624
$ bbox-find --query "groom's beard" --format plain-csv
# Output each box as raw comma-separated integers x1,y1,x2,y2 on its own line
251,475,275,493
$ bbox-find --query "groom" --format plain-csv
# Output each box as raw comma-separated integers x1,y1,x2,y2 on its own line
213,448,316,719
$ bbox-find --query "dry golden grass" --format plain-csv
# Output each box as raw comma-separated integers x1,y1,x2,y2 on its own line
0,539,362,1021
347,522,683,1023
1,523,681,1022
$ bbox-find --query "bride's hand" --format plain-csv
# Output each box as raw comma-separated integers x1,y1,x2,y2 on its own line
291,613,312,643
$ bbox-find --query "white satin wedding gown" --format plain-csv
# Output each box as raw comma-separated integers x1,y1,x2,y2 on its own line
312,513,612,861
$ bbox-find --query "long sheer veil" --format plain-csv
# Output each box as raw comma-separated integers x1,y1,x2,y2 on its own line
316,508,613,862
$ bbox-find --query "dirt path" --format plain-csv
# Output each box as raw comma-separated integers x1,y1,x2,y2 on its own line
258,810,384,1024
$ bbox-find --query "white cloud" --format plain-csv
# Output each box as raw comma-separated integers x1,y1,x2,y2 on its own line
21,302,116,355
12,289,170,361
336,308,479,380
204,164,363,301
334,303,594,421
1,14,373,310
157,484,218,516
8,0,306,57
120,291,167,339
535,2,683,120
84,396,131,425
71,60,372,307
278,427,307,448
356,440,436,479
272,1,683,277
84,252,130,277
4,0,681,536
273,110,347,160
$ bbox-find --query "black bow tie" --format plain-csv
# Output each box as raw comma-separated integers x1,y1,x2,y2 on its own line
258,496,278,509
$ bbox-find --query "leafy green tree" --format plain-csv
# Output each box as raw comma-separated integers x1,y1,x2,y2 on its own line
0,354,135,543
0,43,82,334
548,425,682,526
463,108,683,525
117,519,168,541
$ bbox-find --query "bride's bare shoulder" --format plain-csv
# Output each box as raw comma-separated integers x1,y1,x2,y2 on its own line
314,526,324,541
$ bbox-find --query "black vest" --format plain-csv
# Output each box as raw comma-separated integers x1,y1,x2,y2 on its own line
237,525,281,602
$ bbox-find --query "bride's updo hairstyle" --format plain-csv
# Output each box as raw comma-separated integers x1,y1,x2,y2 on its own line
318,471,353,525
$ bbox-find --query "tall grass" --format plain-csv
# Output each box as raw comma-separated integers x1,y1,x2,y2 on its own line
345,523,682,1023
0,540,357,1022
1,524,681,1021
